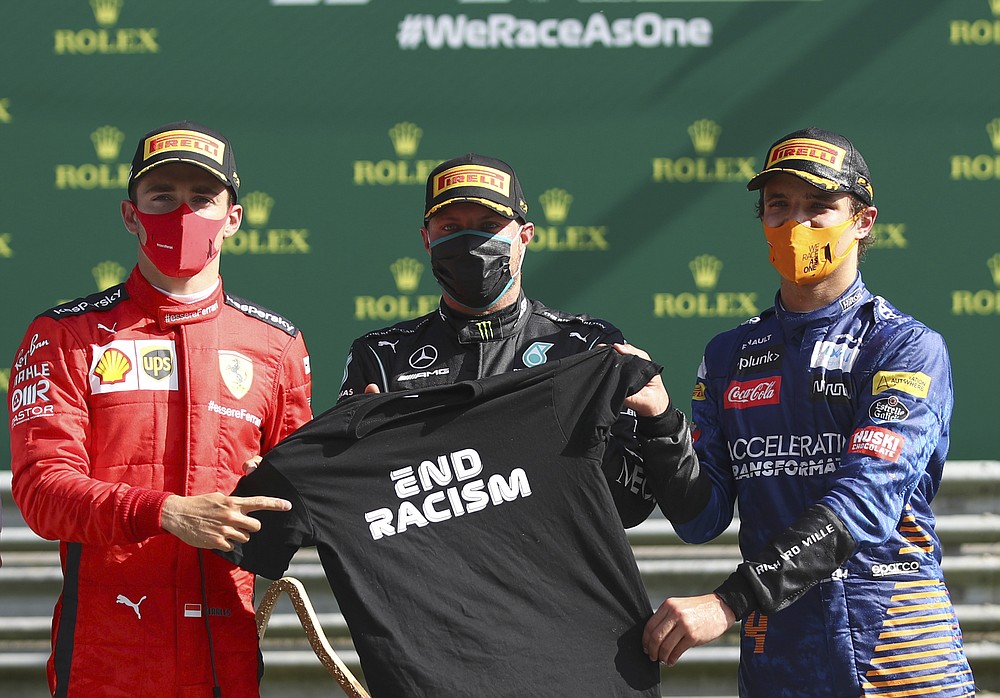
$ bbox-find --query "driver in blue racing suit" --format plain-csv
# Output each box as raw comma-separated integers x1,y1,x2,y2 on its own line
641,128,975,697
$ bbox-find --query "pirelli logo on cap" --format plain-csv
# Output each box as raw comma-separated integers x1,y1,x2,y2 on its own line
143,129,225,165
767,138,846,172
433,165,510,197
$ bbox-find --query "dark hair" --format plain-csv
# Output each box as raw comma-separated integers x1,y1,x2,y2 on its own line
754,192,875,259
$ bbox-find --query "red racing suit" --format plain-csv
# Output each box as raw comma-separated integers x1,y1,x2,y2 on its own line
8,267,312,698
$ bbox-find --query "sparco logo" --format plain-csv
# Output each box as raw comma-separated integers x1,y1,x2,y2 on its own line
724,376,781,410
871,561,920,577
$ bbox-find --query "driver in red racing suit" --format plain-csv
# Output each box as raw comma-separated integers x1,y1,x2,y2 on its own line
8,121,312,698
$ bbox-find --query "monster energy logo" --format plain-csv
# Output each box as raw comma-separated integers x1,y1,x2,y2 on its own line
475,320,494,340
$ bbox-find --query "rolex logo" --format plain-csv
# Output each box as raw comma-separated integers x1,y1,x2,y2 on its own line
242,191,275,228
991,0,1000,16
92,260,126,291
689,254,723,290
538,188,573,225
688,119,722,155
988,253,1000,286
90,0,123,27
91,125,125,161
390,257,423,293
0,98,10,124
987,118,1000,152
388,122,422,158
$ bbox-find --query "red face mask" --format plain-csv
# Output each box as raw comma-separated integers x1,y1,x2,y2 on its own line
132,203,230,278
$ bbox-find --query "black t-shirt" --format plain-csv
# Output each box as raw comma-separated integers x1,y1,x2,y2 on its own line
224,348,661,697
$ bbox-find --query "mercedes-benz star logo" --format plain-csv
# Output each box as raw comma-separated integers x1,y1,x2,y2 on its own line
408,345,438,370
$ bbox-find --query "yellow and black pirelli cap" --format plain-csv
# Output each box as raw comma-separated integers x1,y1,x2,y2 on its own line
128,120,240,201
424,153,529,222
747,127,874,206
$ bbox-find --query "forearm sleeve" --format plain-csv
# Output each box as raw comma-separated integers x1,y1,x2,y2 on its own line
714,503,856,619
640,407,711,524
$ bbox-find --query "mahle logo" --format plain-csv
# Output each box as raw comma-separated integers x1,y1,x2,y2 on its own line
223,191,311,256
355,257,439,322
652,119,756,183
951,118,1000,180
93,260,126,291
653,254,758,319
55,125,130,190
354,121,443,186
949,0,1000,45
952,253,1000,316
55,0,159,55
530,187,609,252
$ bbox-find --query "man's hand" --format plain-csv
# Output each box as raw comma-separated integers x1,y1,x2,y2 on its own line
160,492,291,551
643,594,736,666
610,343,670,417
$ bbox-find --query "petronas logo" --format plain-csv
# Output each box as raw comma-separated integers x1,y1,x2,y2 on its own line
987,118,1000,152
688,119,721,155
90,0,123,27
538,188,573,225
242,191,275,227
689,254,723,290
522,342,553,367
988,253,1000,286
91,125,125,161
389,122,422,158
390,257,423,293
92,260,126,291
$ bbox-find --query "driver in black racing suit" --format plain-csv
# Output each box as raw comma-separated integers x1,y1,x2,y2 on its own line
338,153,696,528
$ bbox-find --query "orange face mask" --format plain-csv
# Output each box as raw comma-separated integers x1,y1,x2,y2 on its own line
763,213,862,286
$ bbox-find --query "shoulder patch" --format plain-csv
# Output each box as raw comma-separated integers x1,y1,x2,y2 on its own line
225,294,298,337
40,284,128,320
532,304,617,334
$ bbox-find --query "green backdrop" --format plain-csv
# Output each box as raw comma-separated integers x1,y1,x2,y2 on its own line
2,0,998,463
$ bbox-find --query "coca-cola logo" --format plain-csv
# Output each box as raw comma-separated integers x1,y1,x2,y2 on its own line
724,376,781,410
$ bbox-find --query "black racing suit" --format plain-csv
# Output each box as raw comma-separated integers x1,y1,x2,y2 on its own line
338,293,697,528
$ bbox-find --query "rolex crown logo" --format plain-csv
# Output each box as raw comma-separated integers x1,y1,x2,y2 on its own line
390,257,424,293
689,254,723,291
538,188,573,225
90,0,123,27
987,118,1000,152
988,253,1000,287
242,191,275,228
92,260,126,291
388,122,422,158
688,119,722,155
91,125,125,162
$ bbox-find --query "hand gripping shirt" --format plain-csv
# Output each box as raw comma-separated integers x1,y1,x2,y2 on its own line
675,274,974,697
8,267,313,698
223,348,662,697
338,294,665,528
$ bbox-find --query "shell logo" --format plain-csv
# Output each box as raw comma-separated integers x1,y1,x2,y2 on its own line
94,347,132,384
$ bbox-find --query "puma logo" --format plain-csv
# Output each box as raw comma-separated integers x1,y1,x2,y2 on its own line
116,594,147,619
569,332,589,343
97,323,117,334
378,340,400,352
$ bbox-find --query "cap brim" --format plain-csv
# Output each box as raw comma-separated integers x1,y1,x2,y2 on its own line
746,167,848,194
132,157,231,187
424,196,519,221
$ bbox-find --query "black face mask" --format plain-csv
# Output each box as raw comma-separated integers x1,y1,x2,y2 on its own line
429,229,519,312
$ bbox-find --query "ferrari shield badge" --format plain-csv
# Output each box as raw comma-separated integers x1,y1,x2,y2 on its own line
219,350,253,399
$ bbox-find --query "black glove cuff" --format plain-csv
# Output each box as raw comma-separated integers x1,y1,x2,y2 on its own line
636,406,684,438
